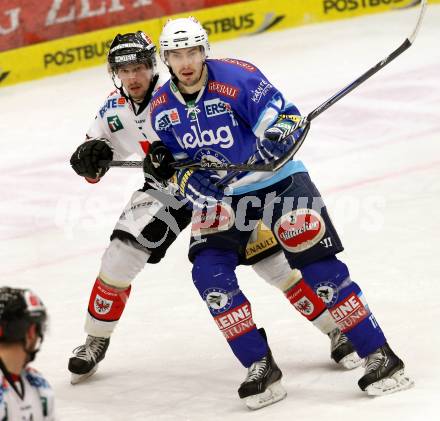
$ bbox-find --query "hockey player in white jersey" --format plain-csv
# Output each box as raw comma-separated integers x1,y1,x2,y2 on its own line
0,287,55,420
67,31,360,385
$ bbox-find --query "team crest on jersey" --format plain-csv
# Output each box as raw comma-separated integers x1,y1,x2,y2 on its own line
274,208,326,253
293,296,314,316
194,148,230,167
203,288,233,315
316,282,338,306
107,115,124,132
94,294,113,315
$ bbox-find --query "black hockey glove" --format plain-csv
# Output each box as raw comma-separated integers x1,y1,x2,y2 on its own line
70,138,113,179
143,141,176,182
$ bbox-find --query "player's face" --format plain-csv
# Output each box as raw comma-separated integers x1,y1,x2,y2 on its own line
166,47,205,92
117,63,153,101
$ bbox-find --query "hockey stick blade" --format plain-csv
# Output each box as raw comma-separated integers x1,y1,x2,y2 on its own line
100,0,426,172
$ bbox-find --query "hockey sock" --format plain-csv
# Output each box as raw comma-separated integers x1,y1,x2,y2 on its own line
284,275,336,334
85,278,131,338
193,248,268,367
252,252,337,334
300,256,386,358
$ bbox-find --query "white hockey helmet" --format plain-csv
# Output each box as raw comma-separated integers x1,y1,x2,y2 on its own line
159,17,210,63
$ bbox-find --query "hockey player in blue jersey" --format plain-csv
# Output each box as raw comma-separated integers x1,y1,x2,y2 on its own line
144,17,414,409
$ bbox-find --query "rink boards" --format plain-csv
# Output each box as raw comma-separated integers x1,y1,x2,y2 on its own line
0,0,437,88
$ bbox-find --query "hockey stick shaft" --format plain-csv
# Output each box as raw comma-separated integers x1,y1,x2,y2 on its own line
100,0,426,172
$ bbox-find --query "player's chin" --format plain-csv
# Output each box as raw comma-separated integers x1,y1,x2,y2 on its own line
128,86,143,96
181,75,197,87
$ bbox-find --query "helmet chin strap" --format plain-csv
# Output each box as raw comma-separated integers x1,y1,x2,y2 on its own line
23,335,43,363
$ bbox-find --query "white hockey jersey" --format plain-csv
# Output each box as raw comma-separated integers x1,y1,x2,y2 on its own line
86,74,167,160
0,367,55,420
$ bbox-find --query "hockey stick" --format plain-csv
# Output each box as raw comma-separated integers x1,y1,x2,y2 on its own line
101,0,426,172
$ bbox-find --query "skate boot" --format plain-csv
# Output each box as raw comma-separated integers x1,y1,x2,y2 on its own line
68,335,110,384
328,328,363,369
238,329,286,410
358,343,414,396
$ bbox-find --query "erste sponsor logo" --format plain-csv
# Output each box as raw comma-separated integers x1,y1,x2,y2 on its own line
99,96,126,118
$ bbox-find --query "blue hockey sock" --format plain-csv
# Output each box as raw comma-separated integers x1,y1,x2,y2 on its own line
192,248,268,367
300,257,386,358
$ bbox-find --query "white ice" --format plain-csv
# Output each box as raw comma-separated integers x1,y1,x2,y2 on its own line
0,4,439,420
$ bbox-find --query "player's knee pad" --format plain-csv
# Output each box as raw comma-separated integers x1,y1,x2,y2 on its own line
99,238,151,288
252,251,298,290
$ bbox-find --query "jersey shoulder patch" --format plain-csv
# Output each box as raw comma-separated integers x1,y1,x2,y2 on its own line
99,91,127,118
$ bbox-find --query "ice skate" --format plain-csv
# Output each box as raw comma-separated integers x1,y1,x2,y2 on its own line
358,343,414,396
68,335,110,384
328,328,363,369
238,347,286,410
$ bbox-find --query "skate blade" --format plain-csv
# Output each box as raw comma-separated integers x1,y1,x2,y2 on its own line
365,369,415,396
70,364,99,385
243,380,287,410
338,352,363,370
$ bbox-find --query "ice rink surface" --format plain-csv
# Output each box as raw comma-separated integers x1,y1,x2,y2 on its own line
1,4,439,420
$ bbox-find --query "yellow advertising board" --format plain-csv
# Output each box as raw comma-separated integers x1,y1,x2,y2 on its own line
0,0,436,88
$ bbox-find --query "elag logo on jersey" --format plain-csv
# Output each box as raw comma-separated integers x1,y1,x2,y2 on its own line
179,125,235,150
155,108,180,131
275,208,326,253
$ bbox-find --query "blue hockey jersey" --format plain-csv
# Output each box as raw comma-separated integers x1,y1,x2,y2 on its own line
150,58,307,195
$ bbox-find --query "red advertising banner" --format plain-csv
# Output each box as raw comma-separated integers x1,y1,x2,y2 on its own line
0,0,247,52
